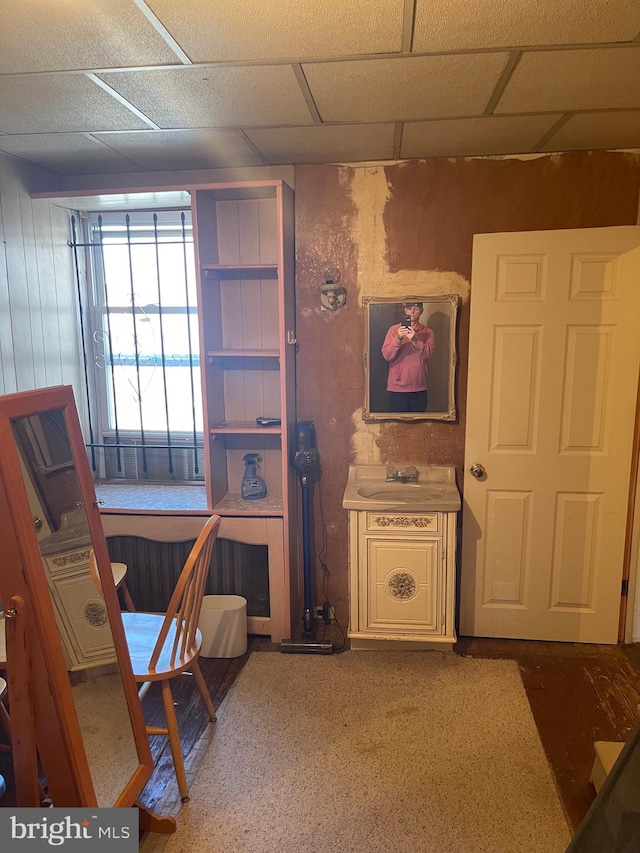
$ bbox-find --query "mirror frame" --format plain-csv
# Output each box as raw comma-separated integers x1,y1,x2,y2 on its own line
363,294,460,422
0,385,153,808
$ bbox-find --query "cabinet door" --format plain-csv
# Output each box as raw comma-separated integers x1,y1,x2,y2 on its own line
363,536,441,634
51,572,118,668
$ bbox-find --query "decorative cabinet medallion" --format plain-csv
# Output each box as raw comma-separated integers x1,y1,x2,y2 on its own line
387,571,417,600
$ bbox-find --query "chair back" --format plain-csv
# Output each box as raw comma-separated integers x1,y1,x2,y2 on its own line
149,515,221,672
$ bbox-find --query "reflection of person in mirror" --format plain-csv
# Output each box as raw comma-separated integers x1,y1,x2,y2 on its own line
381,302,435,412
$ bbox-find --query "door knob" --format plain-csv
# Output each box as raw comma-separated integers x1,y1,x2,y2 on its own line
469,463,486,480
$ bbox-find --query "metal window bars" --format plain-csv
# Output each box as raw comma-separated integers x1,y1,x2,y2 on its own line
68,211,202,480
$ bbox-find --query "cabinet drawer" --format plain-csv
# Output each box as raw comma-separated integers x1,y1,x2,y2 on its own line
44,547,91,574
364,512,439,534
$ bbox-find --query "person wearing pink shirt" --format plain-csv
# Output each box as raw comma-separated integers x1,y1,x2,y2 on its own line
381,302,435,413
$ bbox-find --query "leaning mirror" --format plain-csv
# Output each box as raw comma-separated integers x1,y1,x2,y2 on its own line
364,294,459,422
0,386,154,811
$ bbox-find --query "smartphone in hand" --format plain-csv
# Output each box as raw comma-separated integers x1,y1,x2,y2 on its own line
401,316,411,328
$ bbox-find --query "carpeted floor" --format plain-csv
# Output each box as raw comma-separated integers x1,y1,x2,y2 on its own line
153,651,571,853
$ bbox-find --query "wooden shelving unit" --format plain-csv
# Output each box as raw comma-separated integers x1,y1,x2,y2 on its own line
192,180,298,641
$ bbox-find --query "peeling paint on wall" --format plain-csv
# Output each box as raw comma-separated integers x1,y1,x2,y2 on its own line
350,408,383,464
350,165,470,305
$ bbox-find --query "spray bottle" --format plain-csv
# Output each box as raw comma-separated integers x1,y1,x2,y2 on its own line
241,453,267,499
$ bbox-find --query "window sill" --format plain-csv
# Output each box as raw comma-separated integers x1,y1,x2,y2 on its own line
95,483,208,513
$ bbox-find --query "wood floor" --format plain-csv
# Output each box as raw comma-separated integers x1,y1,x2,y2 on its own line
2,634,640,838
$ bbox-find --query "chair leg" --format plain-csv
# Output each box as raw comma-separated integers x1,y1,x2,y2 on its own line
160,680,189,803
191,659,217,722
0,700,11,739
0,692,11,752
121,582,136,613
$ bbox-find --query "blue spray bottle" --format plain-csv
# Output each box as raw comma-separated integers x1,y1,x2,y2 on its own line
241,453,267,500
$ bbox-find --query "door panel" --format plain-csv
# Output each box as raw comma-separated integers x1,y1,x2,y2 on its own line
461,228,640,643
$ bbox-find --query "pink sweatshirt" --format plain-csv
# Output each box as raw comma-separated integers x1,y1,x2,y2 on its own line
381,323,435,392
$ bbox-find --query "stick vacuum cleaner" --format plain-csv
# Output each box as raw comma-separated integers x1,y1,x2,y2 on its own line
280,421,333,655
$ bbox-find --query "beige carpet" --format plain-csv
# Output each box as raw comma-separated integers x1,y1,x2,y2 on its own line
161,651,571,853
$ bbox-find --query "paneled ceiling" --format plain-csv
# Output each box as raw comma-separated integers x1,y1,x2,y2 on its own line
0,0,638,176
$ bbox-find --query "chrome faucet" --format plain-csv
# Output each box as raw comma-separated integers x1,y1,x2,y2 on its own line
386,466,419,483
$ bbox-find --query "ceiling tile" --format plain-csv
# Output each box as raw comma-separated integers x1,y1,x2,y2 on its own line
413,0,640,52
401,114,562,158
0,133,140,175
94,129,265,171
0,76,151,134
303,54,510,122
496,47,640,113
146,0,404,62
0,0,180,73
99,67,314,128
245,124,396,164
540,111,640,151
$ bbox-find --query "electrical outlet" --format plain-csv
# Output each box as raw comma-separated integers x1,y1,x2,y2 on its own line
316,605,336,623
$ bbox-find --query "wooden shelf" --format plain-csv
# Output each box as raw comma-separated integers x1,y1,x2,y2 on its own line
209,421,282,435
211,491,283,515
206,349,280,359
202,265,278,279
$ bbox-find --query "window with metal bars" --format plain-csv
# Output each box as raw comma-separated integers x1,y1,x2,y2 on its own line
70,209,204,483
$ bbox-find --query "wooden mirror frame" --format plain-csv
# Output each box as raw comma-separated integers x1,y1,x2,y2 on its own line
363,294,460,422
0,386,161,818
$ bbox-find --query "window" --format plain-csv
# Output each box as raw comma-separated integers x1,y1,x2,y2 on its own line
76,209,204,483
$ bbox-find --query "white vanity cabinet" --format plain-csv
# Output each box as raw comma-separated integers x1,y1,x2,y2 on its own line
41,539,117,670
348,510,457,645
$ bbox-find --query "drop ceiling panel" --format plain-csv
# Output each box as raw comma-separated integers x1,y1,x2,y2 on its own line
303,54,510,122
541,111,640,151
401,114,562,158
0,133,140,175
0,76,150,134
99,67,314,128
245,124,396,164
94,129,265,171
496,47,640,113
413,0,640,52
0,0,180,73
146,0,404,62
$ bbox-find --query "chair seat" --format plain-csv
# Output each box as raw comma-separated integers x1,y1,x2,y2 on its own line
121,612,202,681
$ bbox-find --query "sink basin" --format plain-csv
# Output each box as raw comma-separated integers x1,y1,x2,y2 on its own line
39,524,91,555
356,484,447,502
343,464,461,512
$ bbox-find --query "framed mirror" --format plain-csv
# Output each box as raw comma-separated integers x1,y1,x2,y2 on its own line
0,386,160,816
364,294,459,422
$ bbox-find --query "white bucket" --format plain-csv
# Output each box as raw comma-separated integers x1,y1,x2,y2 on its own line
198,595,248,658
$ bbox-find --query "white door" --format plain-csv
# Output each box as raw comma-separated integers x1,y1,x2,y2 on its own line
460,227,640,644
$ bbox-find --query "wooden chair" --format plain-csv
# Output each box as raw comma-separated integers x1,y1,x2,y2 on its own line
93,515,222,802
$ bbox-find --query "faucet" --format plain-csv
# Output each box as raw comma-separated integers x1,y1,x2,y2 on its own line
386,466,419,483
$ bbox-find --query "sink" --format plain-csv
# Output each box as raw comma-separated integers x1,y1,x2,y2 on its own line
356,484,449,502
343,464,460,512
39,508,91,555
